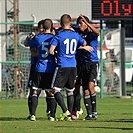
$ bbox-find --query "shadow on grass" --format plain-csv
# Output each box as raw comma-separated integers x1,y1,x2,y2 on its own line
0,117,46,121
54,118,133,131
83,126,133,131
0,117,26,121
55,125,133,131
103,119,133,123
93,117,133,123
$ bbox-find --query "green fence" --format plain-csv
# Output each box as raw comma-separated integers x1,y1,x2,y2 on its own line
98,29,133,98
0,22,133,98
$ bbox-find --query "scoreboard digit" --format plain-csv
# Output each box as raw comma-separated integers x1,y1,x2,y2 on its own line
92,0,133,20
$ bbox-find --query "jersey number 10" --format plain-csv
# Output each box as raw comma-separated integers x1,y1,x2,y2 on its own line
64,38,77,54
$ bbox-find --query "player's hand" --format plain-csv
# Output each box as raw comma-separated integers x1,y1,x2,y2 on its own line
29,32,36,38
84,46,94,52
30,48,38,57
80,14,88,24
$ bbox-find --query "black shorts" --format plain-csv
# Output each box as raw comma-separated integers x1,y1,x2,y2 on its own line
32,72,54,90
76,62,99,86
27,64,36,88
51,67,76,90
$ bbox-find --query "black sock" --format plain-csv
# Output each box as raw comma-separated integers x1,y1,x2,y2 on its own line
67,94,74,114
91,93,96,113
83,95,92,115
74,90,81,111
50,97,57,118
28,95,32,115
54,92,67,113
46,96,51,113
31,94,38,116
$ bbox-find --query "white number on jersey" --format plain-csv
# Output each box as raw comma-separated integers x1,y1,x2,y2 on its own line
64,38,77,54
42,42,49,58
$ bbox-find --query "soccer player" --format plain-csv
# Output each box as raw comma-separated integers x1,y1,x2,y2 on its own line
72,14,100,120
24,20,44,120
27,19,57,121
49,14,87,121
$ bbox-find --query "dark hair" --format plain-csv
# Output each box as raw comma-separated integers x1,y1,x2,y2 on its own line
105,52,110,56
77,15,89,24
38,19,44,28
60,14,71,26
43,18,53,32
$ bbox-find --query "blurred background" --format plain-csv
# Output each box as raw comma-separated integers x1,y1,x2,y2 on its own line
0,0,132,98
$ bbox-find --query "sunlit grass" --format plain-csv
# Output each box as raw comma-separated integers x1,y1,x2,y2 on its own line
0,97,133,133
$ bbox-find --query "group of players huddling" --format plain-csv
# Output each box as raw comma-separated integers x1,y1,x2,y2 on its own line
24,13,100,121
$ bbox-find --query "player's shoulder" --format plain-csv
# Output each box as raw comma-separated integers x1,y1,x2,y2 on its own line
54,27,64,35
72,24,80,32
34,33,42,39
55,29,66,37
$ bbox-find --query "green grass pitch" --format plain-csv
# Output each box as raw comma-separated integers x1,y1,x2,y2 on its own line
0,97,133,133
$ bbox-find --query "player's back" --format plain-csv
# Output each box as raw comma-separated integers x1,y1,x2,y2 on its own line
53,29,84,68
35,33,56,73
